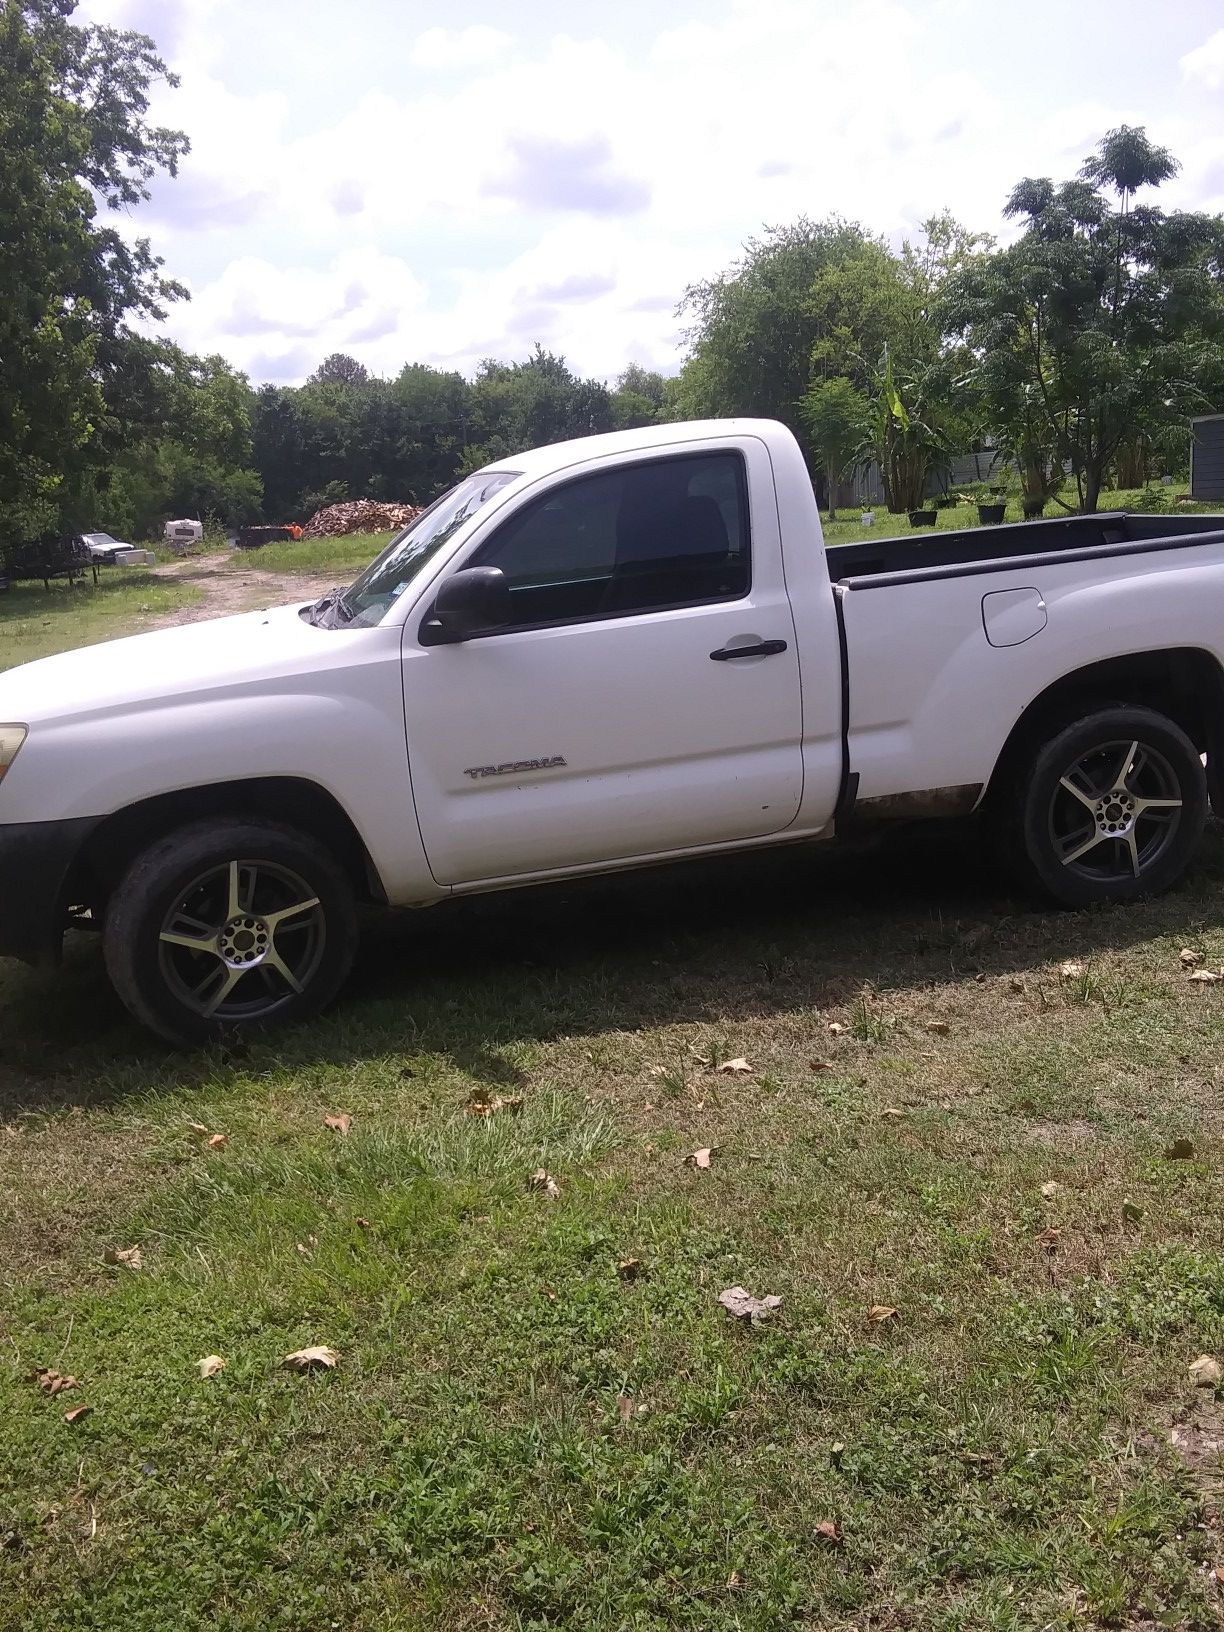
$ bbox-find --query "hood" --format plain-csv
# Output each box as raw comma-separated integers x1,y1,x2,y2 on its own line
0,601,391,726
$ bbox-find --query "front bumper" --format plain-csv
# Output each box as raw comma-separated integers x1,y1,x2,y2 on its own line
0,818,98,966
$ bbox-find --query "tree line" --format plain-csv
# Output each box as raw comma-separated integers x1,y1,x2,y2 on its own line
6,0,1224,548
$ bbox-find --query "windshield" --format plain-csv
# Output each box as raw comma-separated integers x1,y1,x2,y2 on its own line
83,533,117,545
339,471,518,626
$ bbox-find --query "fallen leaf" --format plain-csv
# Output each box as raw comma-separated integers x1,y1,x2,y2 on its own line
63,1406,93,1424
1180,948,1205,969
1035,1227,1061,1249
1164,1137,1196,1160
726,1570,746,1588
718,1285,782,1323
814,1519,842,1543
925,1020,950,1036
207,1133,228,1150
186,1121,209,1135
196,1354,226,1379
1041,1181,1060,1199
1059,960,1084,980
1187,969,1222,984
324,1112,352,1135
617,1393,633,1424
355,1216,372,1229
617,1258,644,1281
809,1060,834,1072
718,1057,753,1075
880,1107,904,1119
34,1369,78,1397
867,1304,898,1324
647,1065,667,1078
465,1092,524,1118
283,1345,339,1372
103,1245,143,1271
1189,1354,1222,1388
686,1147,715,1170
827,1022,847,1036
528,1169,561,1200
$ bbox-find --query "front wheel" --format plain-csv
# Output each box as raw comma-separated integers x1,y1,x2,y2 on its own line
1003,705,1208,907
103,818,359,1045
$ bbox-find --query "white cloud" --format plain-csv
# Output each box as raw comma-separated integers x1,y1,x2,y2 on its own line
1181,28,1224,92
78,0,1224,386
409,25,511,69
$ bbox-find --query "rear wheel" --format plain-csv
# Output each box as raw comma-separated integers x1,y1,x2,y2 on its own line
1002,705,1207,906
103,818,358,1045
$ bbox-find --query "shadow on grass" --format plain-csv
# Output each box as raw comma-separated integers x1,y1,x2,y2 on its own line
0,571,163,625
4,817,1224,1110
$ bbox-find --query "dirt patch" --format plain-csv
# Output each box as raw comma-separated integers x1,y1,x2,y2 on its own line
147,552,338,626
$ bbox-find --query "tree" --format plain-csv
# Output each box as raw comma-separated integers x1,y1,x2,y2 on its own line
611,364,669,429
462,346,613,471
942,127,1224,512
800,377,866,518
308,352,370,388
0,0,187,541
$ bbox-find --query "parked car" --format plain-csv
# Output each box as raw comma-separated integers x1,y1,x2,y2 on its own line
79,531,131,565
2,417,1224,1044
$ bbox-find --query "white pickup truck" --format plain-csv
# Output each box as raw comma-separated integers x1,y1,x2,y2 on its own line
2,418,1223,1042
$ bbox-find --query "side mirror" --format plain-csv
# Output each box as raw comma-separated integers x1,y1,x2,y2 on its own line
419,567,510,645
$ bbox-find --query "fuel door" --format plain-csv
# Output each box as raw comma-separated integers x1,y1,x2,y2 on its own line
982,586,1046,648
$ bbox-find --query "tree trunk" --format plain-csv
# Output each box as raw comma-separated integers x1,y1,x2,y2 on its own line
1115,437,1147,489
1081,465,1102,513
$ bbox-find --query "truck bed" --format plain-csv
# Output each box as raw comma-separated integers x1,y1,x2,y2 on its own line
828,511,1224,584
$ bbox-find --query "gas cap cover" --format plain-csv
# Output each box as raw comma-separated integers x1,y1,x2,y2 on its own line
982,586,1047,648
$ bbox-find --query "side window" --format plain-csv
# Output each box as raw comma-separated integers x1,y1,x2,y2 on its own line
472,452,750,627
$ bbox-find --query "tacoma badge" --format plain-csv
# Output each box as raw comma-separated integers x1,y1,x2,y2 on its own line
464,756,567,780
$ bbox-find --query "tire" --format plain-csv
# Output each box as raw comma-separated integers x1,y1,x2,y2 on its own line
997,705,1207,907
103,818,359,1046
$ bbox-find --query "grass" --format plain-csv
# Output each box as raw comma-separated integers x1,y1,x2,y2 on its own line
221,531,396,577
822,486,1224,548
3,531,1224,1630
0,574,201,673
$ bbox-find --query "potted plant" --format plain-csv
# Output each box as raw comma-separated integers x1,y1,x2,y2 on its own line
859,502,875,526
977,490,1007,525
908,508,938,528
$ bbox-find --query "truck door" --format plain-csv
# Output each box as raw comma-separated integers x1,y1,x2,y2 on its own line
399,442,806,886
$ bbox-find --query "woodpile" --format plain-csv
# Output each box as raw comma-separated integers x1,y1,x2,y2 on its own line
301,499,422,539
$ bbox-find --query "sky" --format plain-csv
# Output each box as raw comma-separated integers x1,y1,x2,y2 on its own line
77,0,1224,390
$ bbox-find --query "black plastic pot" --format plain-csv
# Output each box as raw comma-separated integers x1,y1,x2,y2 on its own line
977,502,1007,525
908,510,938,528
1022,497,1046,519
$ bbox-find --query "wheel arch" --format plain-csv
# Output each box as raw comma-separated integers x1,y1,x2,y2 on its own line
69,776,388,916
984,646,1224,812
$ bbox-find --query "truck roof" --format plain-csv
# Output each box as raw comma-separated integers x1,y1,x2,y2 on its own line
483,417,791,481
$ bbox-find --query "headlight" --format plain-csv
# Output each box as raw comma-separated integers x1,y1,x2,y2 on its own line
0,726,27,782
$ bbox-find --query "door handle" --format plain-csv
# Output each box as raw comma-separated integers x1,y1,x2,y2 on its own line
709,639,789,661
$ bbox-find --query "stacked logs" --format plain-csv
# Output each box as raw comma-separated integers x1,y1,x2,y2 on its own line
301,499,422,539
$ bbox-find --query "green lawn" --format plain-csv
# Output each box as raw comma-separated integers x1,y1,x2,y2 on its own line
3,538,1224,1631
0,573,201,673
225,531,396,577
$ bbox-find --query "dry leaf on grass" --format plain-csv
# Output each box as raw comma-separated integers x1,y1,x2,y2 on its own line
827,1021,847,1036
528,1169,561,1200
1189,1354,1221,1388
880,1107,904,1119
726,1570,746,1588
1180,948,1205,969
34,1369,78,1396
814,1520,842,1543
1059,960,1085,980
355,1216,372,1229
867,1304,898,1324
718,1057,753,1075
925,1020,950,1036
283,1345,339,1372
1035,1227,1062,1249
323,1113,352,1135
207,1133,228,1150
718,1285,782,1323
103,1245,142,1271
295,1236,318,1257
186,1121,209,1135
63,1405,93,1424
617,1393,633,1425
1187,969,1222,985
196,1355,226,1379
1041,1180,1061,1199
809,1059,834,1073
686,1147,715,1170
617,1258,644,1281
466,1091,524,1118
1164,1137,1196,1160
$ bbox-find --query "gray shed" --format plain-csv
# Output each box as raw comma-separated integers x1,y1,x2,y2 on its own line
1190,415,1224,501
